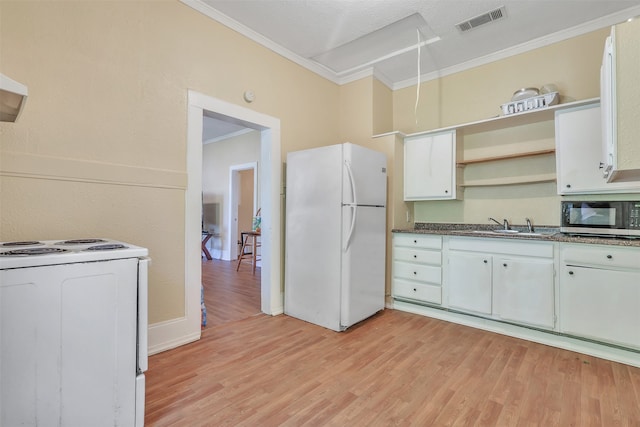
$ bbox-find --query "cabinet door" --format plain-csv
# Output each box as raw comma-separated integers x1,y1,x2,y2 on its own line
448,251,492,315
493,257,555,329
609,18,640,181
404,131,456,200
559,265,640,349
555,104,637,194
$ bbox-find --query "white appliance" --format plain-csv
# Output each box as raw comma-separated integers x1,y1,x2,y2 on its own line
285,143,387,332
0,238,149,427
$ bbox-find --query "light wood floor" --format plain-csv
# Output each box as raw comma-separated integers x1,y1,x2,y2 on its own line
146,264,640,426
201,258,261,327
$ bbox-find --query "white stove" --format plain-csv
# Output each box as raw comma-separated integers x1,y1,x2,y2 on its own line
0,238,148,269
0,238,149,426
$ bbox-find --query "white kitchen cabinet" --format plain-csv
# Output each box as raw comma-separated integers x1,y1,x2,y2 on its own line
447,237,555,329
392,233,442,305
601,18,640,182
404,130,457,200
555,103,639,194
559,244,640,350
493,256,555,329
448,251,492,315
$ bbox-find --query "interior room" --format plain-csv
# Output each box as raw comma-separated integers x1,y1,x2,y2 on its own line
2,0,640,425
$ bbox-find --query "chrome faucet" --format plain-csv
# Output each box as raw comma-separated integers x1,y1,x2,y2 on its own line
526,218,534,233
488,217,510,230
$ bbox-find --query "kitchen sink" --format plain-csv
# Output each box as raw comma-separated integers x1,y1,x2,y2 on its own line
467,230,553,238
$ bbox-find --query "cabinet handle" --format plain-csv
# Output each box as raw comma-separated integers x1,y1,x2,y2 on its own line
607,254,613,259
568,271,574,275
599,162,605,169
413,288,417,292
445,190,449,194
413,271,417,275
503,263,507,267
483,260,488,264
566,184,571,188
413,240,417,244
413,254,417,259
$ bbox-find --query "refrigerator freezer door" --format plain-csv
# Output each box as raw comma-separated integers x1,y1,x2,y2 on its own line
340,205,386,328
342,143,387,206
285,144,344,331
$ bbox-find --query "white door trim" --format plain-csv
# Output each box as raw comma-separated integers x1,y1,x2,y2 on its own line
228,161,258,261
148,90,282,354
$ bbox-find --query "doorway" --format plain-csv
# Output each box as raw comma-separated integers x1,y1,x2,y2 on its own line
228,162,258,262
185,90,282,342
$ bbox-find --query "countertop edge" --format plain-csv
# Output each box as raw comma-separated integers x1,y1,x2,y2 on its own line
392,223,640,247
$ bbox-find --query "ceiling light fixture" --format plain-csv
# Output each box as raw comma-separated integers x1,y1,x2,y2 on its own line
336,35,441,77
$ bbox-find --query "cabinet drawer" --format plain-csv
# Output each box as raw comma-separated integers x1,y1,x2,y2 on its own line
393,261,441,284
394,247,441,265
449,237,553,258
393,234,442,250
562,245,640,270
393,280,442,304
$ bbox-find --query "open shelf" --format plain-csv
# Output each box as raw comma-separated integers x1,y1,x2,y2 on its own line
405,98,599,138
457,149,555,166
460,173,557,187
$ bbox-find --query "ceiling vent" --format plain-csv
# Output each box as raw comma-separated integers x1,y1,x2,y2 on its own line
456,6,506,32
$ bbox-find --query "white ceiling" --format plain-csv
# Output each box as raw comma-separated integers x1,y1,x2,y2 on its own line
190,0,640,140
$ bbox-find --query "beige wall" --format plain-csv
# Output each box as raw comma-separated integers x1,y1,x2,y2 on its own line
0,1,340,324
394,29,609,134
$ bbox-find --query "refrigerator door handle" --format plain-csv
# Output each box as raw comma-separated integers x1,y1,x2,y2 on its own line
343,160,358,252
344,204,357,252
344,159,357,206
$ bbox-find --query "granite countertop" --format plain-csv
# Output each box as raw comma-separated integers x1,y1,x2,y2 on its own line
392,223,640,247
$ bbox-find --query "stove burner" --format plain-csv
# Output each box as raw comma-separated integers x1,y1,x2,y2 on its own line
85,244,128,251
2,241,43,247
59,239,108,245
0,247,70,256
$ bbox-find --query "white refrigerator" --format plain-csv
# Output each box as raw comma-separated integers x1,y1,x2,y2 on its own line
285,143,387,331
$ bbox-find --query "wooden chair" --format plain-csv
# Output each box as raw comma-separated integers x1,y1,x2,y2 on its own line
236,209,261,274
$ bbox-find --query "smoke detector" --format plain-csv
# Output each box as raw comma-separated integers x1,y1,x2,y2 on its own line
456,6,507,32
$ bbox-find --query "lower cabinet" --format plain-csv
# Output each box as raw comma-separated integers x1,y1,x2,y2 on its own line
560,244,640,349
448,251,492,315
493,256,555,329
447,237,556,330
392,234,442,305
392,231,640,361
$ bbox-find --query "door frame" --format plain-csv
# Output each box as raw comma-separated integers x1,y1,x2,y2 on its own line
186,90,282,340
228,162,258,261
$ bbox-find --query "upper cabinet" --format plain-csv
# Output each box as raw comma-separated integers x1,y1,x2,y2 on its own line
601,18,640,182
404,130,458,201
555,103,640,194
402,99,596,200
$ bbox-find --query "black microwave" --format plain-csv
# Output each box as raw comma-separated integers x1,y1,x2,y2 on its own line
561,201,640,237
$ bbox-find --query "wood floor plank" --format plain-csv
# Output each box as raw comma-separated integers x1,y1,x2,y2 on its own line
145,260,640,426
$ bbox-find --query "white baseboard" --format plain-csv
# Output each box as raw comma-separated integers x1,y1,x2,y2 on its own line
148,317,201,355
392,300,640,368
